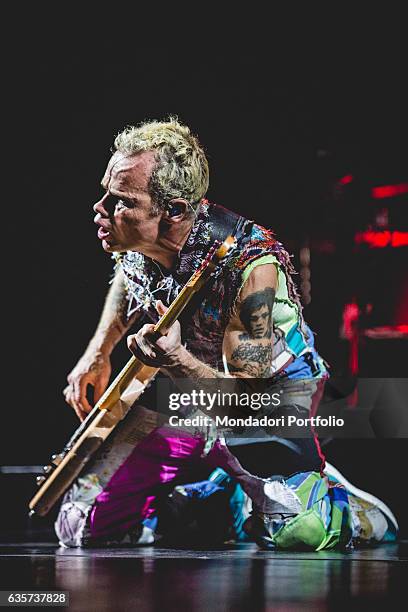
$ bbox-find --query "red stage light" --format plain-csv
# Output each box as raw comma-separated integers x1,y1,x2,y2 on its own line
392,232,408,247
338,174,354,186
371,183,408,199
355,230,408,248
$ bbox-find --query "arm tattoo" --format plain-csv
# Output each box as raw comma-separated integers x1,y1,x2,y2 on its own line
231,343,272,363
227,361,273,378
238,287,275,340
229,343,273,377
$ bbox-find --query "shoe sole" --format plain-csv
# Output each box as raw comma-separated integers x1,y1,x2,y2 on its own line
323,461,399,531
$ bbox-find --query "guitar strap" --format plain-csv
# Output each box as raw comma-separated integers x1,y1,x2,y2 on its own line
206,203,253,245
178,204,254,330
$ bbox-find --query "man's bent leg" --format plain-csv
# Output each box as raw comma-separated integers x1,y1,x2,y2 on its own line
205,379,330,548
89,426,207,540
55,407,207,546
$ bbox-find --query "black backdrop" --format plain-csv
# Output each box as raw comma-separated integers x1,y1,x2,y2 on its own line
2,22,407,532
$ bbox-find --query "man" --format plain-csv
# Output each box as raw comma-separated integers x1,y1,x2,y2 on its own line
58,118,396,550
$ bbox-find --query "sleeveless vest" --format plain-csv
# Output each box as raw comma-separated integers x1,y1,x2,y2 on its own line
113,201,325,379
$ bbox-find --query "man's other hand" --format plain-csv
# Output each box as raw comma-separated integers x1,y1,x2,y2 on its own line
63,350,112,421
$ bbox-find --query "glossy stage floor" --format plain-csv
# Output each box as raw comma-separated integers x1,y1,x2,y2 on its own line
1,537,406,611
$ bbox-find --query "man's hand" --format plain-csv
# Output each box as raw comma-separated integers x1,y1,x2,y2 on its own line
127,301,182,367
63,350,112,421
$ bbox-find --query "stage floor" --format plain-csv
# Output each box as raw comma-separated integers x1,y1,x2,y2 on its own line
0,540,407,611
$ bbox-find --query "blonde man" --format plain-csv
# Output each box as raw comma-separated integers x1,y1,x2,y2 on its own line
58,118,396,550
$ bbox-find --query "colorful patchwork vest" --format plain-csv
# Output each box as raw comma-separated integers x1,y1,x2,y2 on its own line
113,201,326,380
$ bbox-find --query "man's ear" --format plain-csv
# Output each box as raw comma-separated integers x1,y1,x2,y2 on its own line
163,198,190,222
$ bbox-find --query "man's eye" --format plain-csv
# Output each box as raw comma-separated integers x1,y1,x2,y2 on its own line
116,199,132,209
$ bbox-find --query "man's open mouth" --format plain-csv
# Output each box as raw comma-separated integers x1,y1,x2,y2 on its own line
97,226,112,239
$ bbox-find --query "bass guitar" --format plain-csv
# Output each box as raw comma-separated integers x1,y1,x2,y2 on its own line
29,235,235,516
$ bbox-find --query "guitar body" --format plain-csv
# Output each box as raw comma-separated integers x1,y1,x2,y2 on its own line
29,235,236,517
29,365,158,516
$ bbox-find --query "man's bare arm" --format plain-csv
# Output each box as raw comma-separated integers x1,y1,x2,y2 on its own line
127,263,278,384
86,268,136,355
166,264,277,380
64,268,139,420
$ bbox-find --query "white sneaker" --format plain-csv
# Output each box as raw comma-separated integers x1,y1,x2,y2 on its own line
324,461,399,540
263,480,303,516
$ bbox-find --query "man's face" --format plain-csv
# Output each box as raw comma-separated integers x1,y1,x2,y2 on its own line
249,304,271,338
93,150,160,253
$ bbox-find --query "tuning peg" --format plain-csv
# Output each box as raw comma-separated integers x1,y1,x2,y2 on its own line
36,475,46,486
43,465,53,474
51,453,64,465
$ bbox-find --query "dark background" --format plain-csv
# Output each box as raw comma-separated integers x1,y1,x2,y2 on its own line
2,20,407,533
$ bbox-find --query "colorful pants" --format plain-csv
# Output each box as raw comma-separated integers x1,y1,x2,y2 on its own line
55,378,325,546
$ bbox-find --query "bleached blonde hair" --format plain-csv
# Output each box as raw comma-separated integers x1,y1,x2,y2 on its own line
114,117,209,215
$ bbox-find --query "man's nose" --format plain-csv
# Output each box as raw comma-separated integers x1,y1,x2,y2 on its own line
93,196,109,217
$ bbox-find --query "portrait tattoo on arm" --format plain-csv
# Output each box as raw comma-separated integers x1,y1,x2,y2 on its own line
238,287,275,340
226,286,276,378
